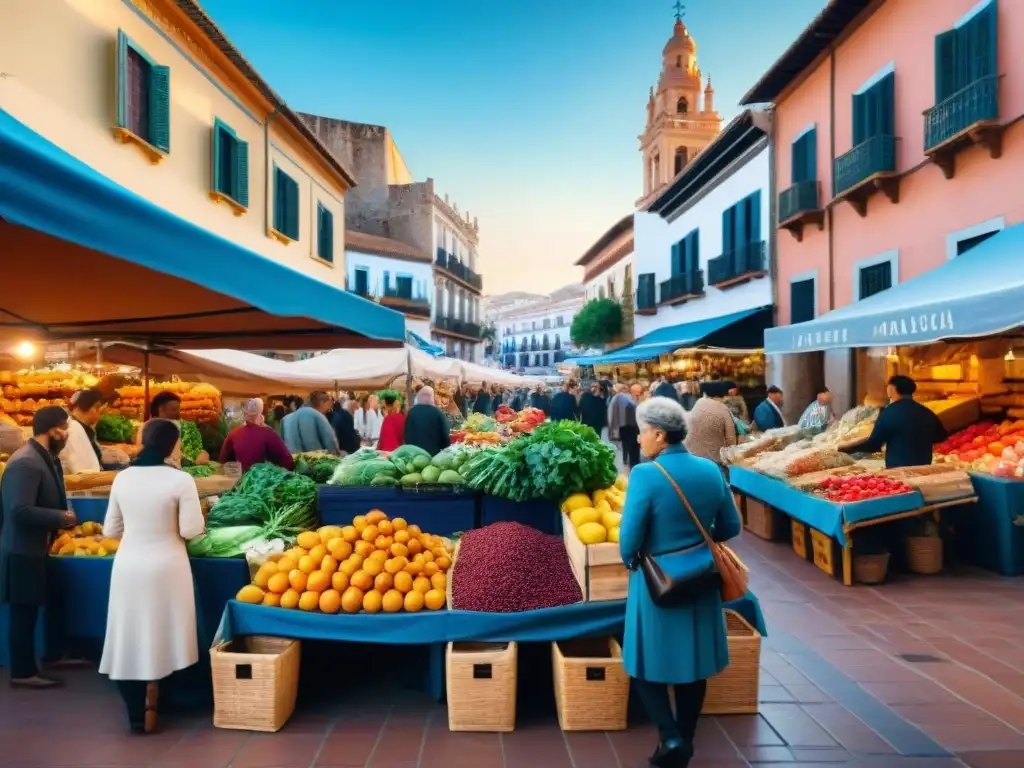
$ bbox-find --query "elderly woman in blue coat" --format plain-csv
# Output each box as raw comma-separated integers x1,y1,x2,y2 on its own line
619,396,742,768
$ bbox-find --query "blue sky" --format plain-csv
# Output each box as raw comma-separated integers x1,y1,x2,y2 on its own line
201,0,826,293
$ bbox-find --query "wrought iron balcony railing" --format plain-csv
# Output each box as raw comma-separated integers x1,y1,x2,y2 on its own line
708,241,766,287
924,74,999,152
833,134,896,197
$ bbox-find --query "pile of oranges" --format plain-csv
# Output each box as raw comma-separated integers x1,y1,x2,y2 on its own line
235,509,453,614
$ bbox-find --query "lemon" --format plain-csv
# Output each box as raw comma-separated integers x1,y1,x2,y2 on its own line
570,507,601,527
563,493,592,512
577,522,608,545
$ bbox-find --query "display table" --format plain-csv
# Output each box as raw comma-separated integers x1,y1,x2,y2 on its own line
69,497,108,524
318,486,478,536
479,496,562,534
217,593,767,701
950,474,1024,577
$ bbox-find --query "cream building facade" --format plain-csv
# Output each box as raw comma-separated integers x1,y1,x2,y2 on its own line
0,0,354,289
494,285,585,373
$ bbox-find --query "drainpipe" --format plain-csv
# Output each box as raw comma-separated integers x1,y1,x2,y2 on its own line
263,109,280,233
765,107,778,328
828,46,836,314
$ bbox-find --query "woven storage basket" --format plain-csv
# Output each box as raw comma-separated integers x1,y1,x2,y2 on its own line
446,642,517,732
701,610,762,715
853,553,890,585
212,636,300,732
744,499,776,541
906,536,943,575
552,638,629,731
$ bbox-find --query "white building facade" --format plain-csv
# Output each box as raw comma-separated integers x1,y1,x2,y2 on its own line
495,286,585,373
432,196,485,362
633,109,774,336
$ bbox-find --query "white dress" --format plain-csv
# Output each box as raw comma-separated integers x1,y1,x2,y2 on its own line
99,466,206,681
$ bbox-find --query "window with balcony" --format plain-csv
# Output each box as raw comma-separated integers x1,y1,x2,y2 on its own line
834,71,897,214
272,167,300,242
636,273,657,314
711,192,765,288
659,229,703,305
210,118,248,214
926,1,1000,178
779,127,822,240
115,30,170,161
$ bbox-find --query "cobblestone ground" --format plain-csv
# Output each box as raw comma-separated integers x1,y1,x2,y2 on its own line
2,531,1023,767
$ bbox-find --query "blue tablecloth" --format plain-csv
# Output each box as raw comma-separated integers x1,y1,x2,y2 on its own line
318,486,478,536
479,496,562,534
69,497,108,524
729,466,926,544
950,474,1024,576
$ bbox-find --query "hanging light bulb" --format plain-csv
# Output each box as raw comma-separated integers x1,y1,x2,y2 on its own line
1005,349,1016,362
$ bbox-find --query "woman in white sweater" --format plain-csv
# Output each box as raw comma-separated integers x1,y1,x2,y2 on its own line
354,393,383,448
99,419,205,733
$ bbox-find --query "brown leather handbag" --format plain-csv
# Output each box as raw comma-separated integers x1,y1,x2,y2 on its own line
648,461,749,603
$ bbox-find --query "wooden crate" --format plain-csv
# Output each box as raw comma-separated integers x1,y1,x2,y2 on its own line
791,519,809,561
446,642,517,732
552,638,630,731
563,515,628,602
743,498,778,541
212,636,300,733
810,528,837,577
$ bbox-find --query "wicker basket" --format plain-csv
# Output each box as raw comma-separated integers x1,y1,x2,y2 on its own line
744,499,776,541
853,553,890,585
446,642,517,732
212,636,300,732
701,610,762,715
906,536,943,575
552,638,630,731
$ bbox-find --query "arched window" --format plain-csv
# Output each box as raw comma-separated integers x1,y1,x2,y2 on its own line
675,55,682,68
677,97,688,114
674,146,688,175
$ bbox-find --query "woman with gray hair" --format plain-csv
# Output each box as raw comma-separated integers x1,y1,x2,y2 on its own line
218,398,295,473
619,396,742,768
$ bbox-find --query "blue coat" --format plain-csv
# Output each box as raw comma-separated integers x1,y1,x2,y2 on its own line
618,444,742,684
753,399,784,432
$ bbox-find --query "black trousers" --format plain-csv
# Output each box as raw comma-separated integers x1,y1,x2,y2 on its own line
7,603,40,679
619,425,641,467
116,680,149,727
633,677,708,750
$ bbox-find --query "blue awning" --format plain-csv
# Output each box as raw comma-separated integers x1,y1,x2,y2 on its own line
765,224,1024,354
583,306,772,366
406,331,445,357
0,108,405,350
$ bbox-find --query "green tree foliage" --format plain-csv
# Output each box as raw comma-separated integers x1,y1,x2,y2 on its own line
570,299,623,348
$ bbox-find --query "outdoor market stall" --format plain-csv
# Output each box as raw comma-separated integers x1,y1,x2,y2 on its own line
760,222,1024,579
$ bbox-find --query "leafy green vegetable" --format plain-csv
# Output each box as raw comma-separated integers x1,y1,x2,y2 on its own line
96,414,135,443
198,416,228,457
187,525,264,558
207,463,318,537
180,420,204,461
183,464,215,478
292,452,341,484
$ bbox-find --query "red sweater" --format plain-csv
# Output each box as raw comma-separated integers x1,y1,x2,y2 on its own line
220,424,296,472
377,412,406,452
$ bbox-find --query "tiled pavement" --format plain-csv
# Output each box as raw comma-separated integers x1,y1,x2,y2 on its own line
2,531,1024,767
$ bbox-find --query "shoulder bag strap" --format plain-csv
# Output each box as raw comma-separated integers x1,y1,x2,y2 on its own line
652,460,713,548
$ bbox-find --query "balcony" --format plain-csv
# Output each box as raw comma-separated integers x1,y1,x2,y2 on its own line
778,181,824,242
432,315,483,341
554,351,566,364
658,271,705,307
435,248,483,293
832,134,899,217
708,242,767,289
380,284,431,318
924,75,1002,179
636,275,657,316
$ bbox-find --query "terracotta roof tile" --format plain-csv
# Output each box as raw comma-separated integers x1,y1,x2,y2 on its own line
345,230,432,263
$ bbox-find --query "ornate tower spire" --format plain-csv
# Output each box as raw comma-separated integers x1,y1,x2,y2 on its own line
704,75,714,113
673,1,685,22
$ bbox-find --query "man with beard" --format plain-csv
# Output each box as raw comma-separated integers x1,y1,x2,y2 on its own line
1,406,77,688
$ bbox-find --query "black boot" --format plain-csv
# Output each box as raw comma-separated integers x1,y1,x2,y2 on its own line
649,738,690,767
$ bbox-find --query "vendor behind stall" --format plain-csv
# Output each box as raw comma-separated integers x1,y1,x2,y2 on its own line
219,398,294,472
798,387,835,431
753,386,786,432
60,389,105,474
840,375,947,468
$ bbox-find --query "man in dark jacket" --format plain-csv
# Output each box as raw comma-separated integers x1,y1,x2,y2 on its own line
331,400,361,455
529,386,551,415
753,386,786,432
404,386,451,456
1,406,77,688
472,383,491,416
550,380,580,422
840,375,947,468
653,378,679,402
510,389,524,412
579,381,607,436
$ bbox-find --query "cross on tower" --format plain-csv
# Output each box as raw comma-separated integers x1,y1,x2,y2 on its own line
673,1,685,21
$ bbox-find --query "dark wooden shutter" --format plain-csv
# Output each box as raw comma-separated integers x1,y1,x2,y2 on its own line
670,241,683,276
859,262,893,299
284,174,299,239
852,92,868,145
686,230,699,274
791,134,804,185
115,31,129,129
722,206,735,254
318,204,334,262
234,137,249,207
874,72,895,136
149,65,170,153
804,129,817,181
934,30,958,102
747,191,761,244
790,279,816,324
734,198,748,247
960,1,998,84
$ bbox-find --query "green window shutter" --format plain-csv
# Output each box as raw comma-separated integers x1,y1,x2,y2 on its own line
722,207,735,254
273,167,284,232
233,138,249,208
686,230,699,274
961,1,998,83
734,198,748,247
116,30,129,129
748,191,762,243
791,134,805,184
319,204,334,262
804,128,817,181
670,241,683,275
211,124,222,194
149,64,170,153
934,30,958,102
852,92,868,145
284,174,299,240
875,72,895,136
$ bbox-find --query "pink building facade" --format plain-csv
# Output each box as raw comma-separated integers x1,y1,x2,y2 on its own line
743,0,1023,419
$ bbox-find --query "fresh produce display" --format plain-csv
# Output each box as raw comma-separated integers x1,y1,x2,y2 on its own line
562,476,628,544
293,452,342,484
50,522,120,557
451,429,505,446
934,419,1024,477
0,368,100,426
813,474,914,503
376,388,404,405
180,420,205,462
494,404,518,424
327,445,472,487
461,421,616,502
753,445,855,478
108,381,222,424
235,510,454,613
95,413,136,444
450,522,582,612
720,425,808,466
183,464,218,478
189,464,318,557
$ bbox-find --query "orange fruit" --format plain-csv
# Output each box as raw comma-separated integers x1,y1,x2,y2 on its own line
412,553,425,564
393,529,410,545
405,561,423,576
406,538,423,555
362,589,383,613
365,510,388,526
350,570,374,591
384,556,406,575
308,544,327,563
331,571,350,592
288,546,308,560
377,520,393,536
317,525,343,544
262,592,282,607
328,539,353,560
320,555,338,575
423,561,439,577
431,547,447,560
298,555,318,574
342,525,360,542
421,550,435,564
392,517,408,532
394,571,414,593
279,589,300,609
307,570,331,593
354,540,374,558
430,572,446,591
253,562,278,589
404,590,425,612
361,524,380,543
319,589,342,614
237,585,264,604
348,553,365,569
352,515,368,533
370,550,390,564
339,559,358,577
340,586,364,613
374,572,394,592
296,531,321,550
436,556,452,571
276,555,297,573
381,589,404,613
424,589,445,611
407,524,422,538
288,569,308,592
267,572,290,595
390,542,409,558
413,576,431,594
298,591,320,611
374,535,393,551
362,557,383,577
